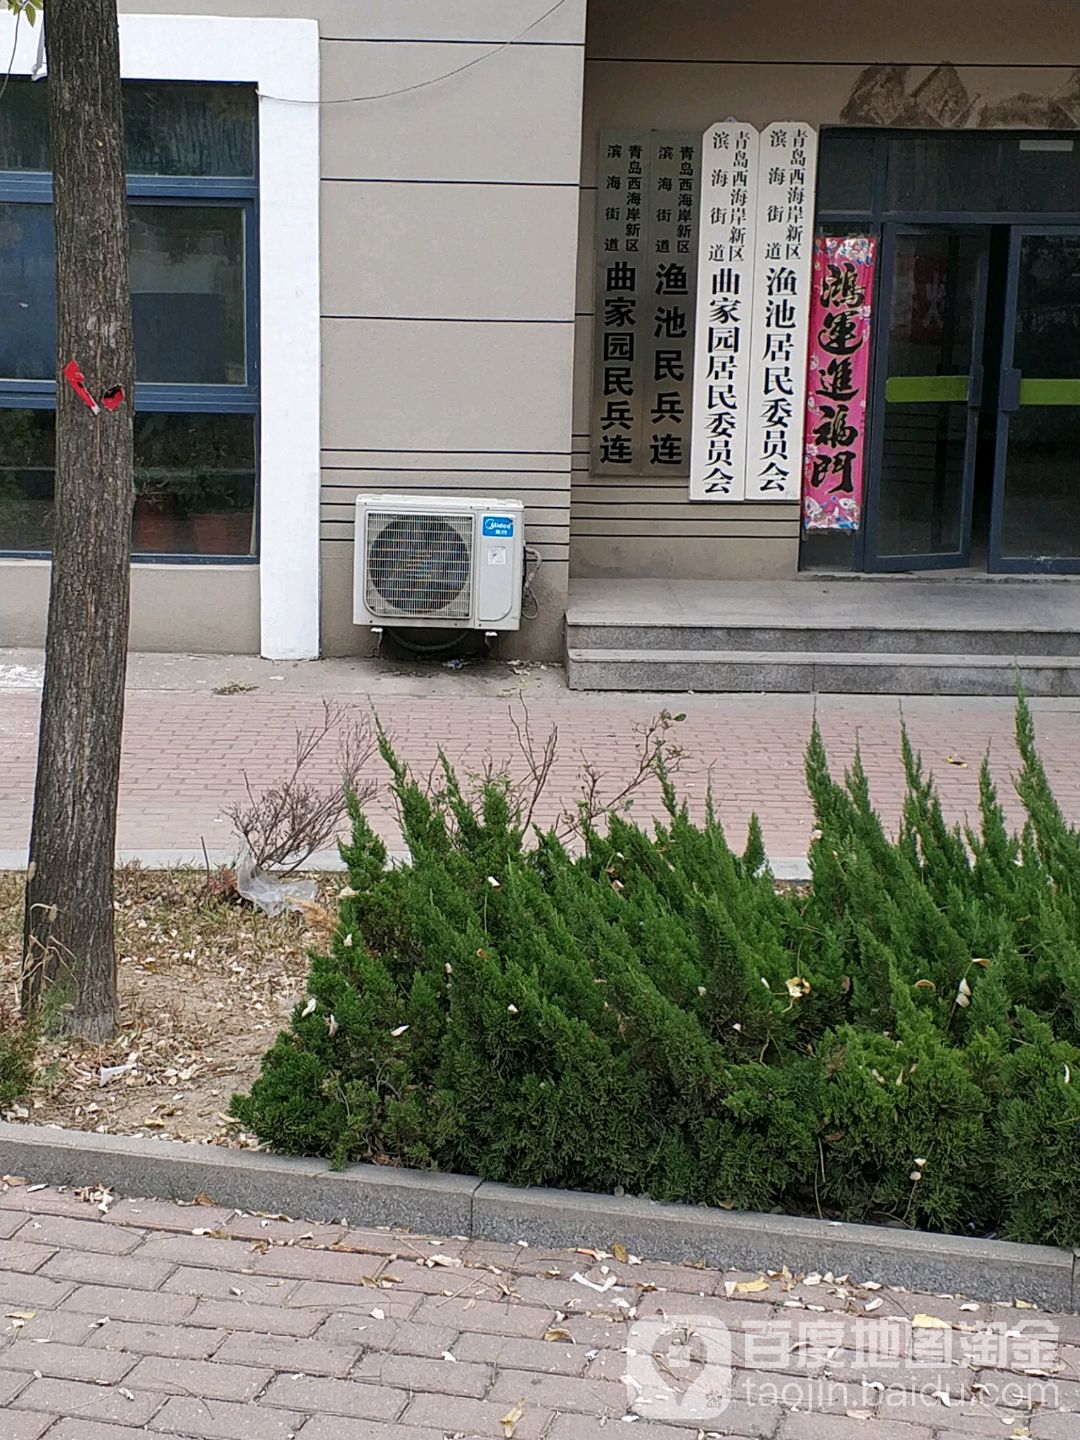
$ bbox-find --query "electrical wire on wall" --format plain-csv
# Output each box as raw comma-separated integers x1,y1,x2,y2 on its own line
3,0,575,102
257,0,574,107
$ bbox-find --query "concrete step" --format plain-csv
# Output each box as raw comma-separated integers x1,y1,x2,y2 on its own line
565,647,1080,696
565,622,1080,657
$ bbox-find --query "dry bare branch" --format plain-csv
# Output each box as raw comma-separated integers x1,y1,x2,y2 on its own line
508,698,559,834
560,709,684,843
224,700,378,873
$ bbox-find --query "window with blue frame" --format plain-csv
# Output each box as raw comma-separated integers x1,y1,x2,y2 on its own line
0,79,258,559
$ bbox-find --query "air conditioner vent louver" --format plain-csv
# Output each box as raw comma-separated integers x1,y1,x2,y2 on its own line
364,510,473,619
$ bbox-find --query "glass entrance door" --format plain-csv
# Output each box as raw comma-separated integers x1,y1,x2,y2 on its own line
989,228,1080,571
864,226,989,569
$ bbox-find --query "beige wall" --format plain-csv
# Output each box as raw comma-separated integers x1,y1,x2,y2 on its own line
572,0,1080,581
118,0,587,660
0,2,585,660
1,560,259,652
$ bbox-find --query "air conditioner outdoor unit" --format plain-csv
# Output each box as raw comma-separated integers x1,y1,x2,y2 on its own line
353,495,525,632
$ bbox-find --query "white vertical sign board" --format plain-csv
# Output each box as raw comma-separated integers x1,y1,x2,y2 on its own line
744,122,819,501
689,121,759,501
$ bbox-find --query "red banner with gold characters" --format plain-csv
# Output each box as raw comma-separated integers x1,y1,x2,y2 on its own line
802,235,877,531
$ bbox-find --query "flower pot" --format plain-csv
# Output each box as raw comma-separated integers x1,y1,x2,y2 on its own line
191,510,253,556
133,495,179,554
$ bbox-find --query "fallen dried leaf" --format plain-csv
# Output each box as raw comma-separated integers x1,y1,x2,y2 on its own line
912,1314,950,1329
612,1242,629,1264
544,1328,574,1343
500,1400,525,1438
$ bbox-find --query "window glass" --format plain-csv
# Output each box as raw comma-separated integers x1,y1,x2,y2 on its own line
0,410,256,556
0,408,53,552
816,130,876,214
0,203,248,385
124,83,256,178
0,79,256,177
886,133,1080,213
0,79,48,171
0,77,258,563
0,202,56,380
134,413,256,555
131,205,246,384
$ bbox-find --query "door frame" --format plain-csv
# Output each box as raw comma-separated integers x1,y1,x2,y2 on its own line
987,223,1080,574
860,221,991,572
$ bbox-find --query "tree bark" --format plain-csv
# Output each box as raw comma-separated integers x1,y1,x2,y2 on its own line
21,0,134,1042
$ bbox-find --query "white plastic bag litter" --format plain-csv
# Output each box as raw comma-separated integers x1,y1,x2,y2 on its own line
236,850,318,917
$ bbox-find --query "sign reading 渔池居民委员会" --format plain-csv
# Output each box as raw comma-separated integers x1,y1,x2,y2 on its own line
744,122,819,503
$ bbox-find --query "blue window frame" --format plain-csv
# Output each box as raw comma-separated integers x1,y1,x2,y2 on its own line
0,79,260,561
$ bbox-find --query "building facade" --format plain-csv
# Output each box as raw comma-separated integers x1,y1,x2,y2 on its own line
2,0,1079,662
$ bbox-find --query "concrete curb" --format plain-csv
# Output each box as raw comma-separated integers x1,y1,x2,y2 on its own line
0,852,814,882
1,1122,1075,1310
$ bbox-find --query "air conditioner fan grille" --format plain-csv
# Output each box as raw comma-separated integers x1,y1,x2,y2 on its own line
364,511,473,618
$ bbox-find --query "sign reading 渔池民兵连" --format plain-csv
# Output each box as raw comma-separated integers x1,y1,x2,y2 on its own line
744,122,819,503
641,133,700,475
802,234,878,531
688,121,759,501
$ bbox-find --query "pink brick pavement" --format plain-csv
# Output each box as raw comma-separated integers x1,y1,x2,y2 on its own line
1,670,1079,862
0,1180,1077,1439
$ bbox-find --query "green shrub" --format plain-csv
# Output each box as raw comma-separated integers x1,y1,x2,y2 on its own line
232,694,1080,1247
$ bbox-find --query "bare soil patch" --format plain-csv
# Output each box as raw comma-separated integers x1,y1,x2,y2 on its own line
0,867,333,1146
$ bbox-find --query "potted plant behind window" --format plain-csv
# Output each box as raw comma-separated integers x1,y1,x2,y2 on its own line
132,468,181,553
0,473,36,551
185,470,252,556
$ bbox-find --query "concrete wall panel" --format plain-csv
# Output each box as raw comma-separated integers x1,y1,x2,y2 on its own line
320,40,585,183
322,181,579,321
1,561,260,653
125,0,584,44
322,319,577,454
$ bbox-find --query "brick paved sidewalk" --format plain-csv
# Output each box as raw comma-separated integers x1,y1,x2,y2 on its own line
2,651,1080,868
0,1179,1076,1440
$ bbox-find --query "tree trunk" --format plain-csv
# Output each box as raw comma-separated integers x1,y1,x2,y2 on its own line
21,0,134,1042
